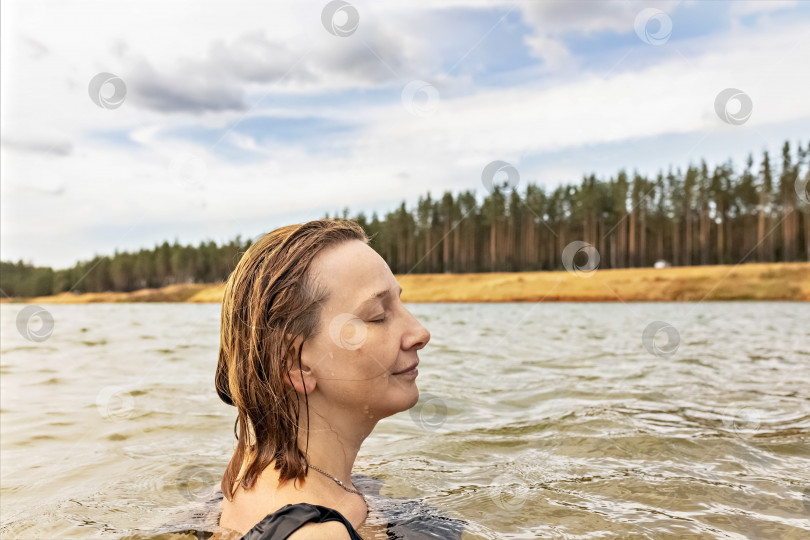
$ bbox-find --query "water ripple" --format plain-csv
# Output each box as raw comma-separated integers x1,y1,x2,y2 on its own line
1,302,808,539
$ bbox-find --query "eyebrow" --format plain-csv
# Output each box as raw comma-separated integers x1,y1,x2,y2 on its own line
356,285,403,311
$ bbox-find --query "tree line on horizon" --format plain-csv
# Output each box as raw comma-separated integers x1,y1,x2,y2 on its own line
1,140,808,299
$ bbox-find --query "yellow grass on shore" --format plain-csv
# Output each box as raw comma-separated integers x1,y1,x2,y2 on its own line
2,262,808,304
396,262,809,302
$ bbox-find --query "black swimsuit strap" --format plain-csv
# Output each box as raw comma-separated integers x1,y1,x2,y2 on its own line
239,502,363,540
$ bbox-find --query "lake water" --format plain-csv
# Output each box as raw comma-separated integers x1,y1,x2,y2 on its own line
1,302,809,539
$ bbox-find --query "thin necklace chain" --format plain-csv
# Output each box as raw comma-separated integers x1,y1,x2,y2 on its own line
307,464,366,499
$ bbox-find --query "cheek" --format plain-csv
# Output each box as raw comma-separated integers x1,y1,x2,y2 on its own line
358,329,400,371
321,323,401,383
319,343,387,383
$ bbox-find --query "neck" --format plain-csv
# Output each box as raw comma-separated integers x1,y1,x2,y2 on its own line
296,399,378,488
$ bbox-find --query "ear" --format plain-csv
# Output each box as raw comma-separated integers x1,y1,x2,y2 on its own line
283,334,317,395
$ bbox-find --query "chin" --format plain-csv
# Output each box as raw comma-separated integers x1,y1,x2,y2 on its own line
407,385,420,408
377,386,420,418
396,385,420,413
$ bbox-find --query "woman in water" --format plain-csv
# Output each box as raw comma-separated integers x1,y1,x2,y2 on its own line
215,218,431,539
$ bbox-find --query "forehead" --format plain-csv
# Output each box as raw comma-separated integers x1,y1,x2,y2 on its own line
311,240,396,309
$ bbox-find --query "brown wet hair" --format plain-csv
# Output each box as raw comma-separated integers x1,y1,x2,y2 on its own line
215,218,369,501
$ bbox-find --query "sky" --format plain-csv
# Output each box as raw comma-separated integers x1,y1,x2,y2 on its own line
2,0,810,270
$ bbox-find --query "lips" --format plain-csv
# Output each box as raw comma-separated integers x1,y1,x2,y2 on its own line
393,360,419,374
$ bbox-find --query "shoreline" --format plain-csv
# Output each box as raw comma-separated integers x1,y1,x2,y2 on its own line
1,262,808,304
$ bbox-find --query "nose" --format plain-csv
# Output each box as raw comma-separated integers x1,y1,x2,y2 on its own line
403,309,430,351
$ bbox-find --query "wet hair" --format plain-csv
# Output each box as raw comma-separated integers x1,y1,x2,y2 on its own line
215,218,369,501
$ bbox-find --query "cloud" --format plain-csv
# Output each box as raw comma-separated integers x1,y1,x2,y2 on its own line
128,57,247,113
519,0,679,69
1,137,73,156
336,14,810,194
123,19,422,114
523,0,638,36
729,0,797,17
522,33,571,71
20,36,48,59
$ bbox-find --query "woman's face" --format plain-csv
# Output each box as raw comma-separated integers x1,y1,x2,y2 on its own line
297,239,431,421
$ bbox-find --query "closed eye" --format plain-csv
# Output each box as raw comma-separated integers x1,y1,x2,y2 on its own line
370,314,387,324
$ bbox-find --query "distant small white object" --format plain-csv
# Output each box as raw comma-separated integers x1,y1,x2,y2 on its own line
654,260,671,269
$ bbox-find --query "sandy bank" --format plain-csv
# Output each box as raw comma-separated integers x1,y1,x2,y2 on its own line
2,262,807,304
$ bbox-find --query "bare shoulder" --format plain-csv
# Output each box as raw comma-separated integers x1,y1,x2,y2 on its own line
287,521,354,540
